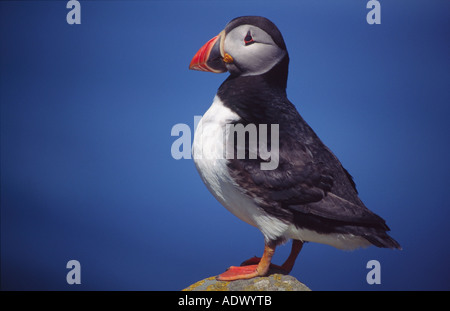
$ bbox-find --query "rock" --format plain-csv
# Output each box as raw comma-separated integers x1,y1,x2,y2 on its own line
183,274,311,291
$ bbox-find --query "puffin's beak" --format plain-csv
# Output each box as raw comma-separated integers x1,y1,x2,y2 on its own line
189,30,227,73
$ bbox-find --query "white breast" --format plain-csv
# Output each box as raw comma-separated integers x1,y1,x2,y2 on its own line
192,96,290,242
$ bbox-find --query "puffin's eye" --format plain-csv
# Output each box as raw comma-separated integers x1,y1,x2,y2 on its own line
244,31,254,46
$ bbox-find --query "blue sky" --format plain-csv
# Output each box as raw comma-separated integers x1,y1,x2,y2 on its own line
1,0,449,290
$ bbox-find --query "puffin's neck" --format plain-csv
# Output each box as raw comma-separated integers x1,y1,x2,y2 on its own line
220,54,289,93
216,55,289,121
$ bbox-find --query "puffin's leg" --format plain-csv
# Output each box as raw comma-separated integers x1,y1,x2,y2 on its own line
281,239,303,272
240,240,303,273
216,243,276,281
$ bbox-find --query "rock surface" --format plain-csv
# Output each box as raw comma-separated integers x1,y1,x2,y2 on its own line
183,274,311,291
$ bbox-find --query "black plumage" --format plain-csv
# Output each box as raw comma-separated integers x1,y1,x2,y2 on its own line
217,17,400,249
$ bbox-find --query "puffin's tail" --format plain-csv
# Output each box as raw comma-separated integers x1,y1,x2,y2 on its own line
364,232,402,250
289,194,402,250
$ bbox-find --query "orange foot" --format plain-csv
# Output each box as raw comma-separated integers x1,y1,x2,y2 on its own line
216,265,261,281
217,244,276,281
216,240,304,282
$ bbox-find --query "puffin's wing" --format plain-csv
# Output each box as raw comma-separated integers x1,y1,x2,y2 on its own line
228,152,332,206
226,126,385,227
289,192,386,226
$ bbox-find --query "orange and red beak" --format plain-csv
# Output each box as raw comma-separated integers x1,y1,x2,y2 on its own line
189,30,228,73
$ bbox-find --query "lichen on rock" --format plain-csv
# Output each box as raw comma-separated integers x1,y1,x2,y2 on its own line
183,274,311,291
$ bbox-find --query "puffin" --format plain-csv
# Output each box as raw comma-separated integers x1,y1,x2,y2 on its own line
189,16,400,281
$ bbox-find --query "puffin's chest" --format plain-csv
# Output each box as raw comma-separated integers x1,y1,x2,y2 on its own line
192,96,260,227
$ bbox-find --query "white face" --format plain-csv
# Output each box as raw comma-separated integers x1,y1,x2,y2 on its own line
223,24,286,76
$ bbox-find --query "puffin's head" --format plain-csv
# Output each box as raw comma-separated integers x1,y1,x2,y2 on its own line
189,16,288,77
